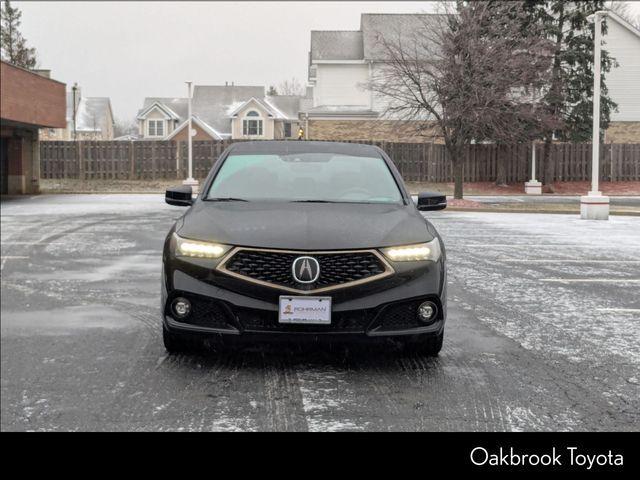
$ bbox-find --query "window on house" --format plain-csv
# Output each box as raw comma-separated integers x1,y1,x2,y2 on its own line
242,111,263,136
148,119,164,137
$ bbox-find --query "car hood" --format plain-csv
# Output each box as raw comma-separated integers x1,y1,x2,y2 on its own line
176,201,433,250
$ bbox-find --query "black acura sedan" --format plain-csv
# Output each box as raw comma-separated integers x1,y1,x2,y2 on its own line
162,141,447,355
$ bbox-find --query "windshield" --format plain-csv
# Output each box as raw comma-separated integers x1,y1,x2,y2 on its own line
205,153,403,204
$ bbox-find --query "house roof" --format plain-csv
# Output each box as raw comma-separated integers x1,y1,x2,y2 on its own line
192,85,265,134
308,14,448,64
139,97,188,121
227,97,278,118
114,134,140,141
606,10,640,39
227,95,302,120
75,97,113,132
137,85,303,137
266,95,303,120
165,115,224,141
360,13,446,61
310,31,364,61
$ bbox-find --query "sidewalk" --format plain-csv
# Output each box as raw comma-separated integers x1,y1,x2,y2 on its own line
442,199,640,216
408,181,640,215
405,180,640,196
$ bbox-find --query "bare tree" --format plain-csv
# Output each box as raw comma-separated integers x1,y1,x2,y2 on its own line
367,1,556,198
277,77,305,96
607,1,640,29
113,117,138,138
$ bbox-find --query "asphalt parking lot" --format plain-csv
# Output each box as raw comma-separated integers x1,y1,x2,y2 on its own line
1,194,639,431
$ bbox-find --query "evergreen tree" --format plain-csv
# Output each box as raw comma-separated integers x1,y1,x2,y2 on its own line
523,1,618,186
1,0,37,69
267,85,278,96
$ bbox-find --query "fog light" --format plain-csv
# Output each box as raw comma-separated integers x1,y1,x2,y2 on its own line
417,302,437,322
172,297,191,318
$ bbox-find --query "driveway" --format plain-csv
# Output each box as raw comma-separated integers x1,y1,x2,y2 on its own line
1,194,638,431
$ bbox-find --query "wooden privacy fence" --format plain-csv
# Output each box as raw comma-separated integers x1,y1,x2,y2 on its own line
41,140,640,183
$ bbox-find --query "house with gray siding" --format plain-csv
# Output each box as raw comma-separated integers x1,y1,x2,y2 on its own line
603,11,640,143
303,14,444,142
304,12,640,144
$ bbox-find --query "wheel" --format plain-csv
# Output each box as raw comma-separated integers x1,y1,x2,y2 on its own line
404,331,444,357
162,326,198,354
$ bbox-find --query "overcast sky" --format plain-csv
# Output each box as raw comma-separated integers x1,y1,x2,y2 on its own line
16,1,438,122
15,1,640,124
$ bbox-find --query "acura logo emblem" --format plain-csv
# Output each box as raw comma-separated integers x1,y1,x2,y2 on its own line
292,256,320,284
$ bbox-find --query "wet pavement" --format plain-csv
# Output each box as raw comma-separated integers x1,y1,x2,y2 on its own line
1,194,639,431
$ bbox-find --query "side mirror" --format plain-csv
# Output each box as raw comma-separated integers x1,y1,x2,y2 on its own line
416,192,447,211
165,185,193,207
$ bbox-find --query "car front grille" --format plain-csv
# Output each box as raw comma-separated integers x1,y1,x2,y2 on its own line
219,248,391,293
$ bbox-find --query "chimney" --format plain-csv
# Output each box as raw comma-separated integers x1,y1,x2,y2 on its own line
225,81,228,86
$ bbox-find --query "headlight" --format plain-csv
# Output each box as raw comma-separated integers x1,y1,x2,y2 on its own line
381,238,441,262
173,233,231,259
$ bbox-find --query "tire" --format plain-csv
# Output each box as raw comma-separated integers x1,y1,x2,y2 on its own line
162,326,198,354
404,331,444,357
424,331,444,356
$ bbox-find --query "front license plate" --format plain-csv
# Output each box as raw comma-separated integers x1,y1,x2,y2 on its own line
278,296,332,325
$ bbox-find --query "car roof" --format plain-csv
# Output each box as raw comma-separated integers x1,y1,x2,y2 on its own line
227,141,384,157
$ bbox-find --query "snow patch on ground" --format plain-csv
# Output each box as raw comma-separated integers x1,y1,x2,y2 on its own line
296,367,369,432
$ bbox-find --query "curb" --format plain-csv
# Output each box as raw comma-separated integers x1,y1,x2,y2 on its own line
445,207,640,216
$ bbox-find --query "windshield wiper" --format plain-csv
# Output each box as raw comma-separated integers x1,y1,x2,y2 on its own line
206,197,249,202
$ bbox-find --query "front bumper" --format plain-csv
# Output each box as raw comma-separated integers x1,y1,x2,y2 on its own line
161,252,447,341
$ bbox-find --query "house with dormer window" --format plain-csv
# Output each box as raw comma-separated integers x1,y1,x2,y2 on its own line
136,85,304,141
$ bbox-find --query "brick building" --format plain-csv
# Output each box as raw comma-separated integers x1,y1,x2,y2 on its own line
1,61,66,194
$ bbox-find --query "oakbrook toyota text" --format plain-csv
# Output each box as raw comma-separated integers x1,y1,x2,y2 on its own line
470,447,624,469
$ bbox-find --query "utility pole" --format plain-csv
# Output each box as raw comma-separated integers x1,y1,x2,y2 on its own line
581,11,609,220
182,81,199,193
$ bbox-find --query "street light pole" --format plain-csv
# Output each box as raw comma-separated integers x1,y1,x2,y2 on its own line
182,81,199,193
581,11,609,220
531,145,536,182
525,142,542,194
72,82,78,141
